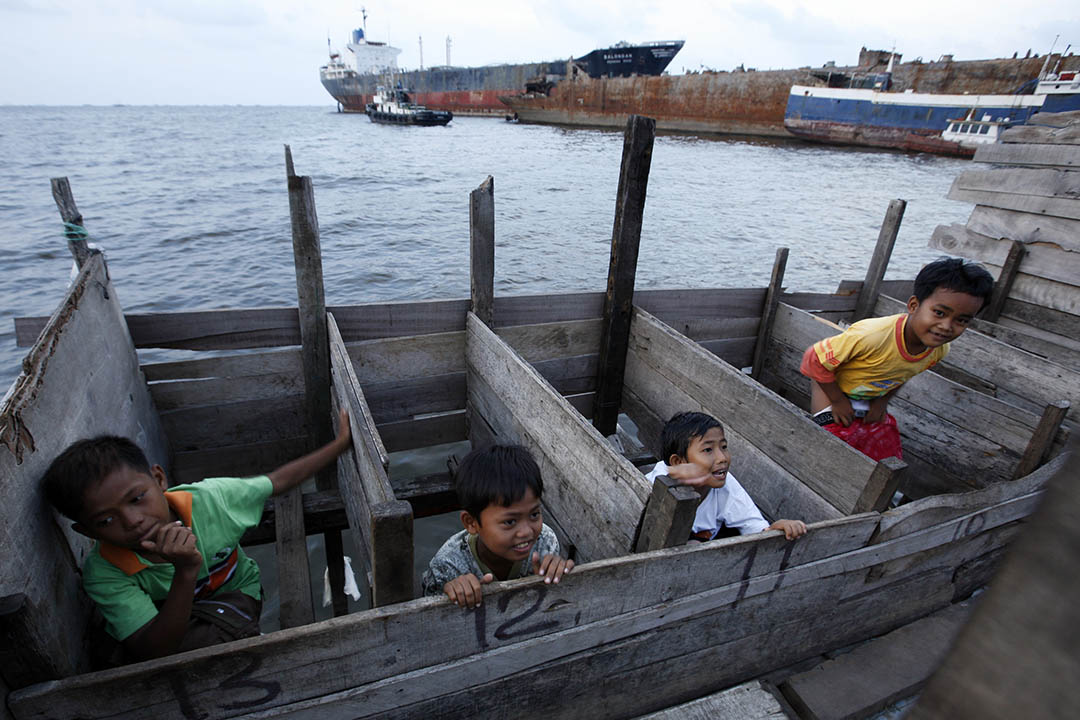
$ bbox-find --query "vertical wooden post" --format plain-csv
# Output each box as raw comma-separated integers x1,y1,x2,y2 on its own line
750,247,789,380
470,176,495,327
1012,400,1069,479
50,177,92,268
852,199,906,322
278,145,323,626
593,114,656,437
983,239,1026,323
634,475,700,552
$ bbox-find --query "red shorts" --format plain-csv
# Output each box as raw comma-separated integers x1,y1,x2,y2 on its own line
822,414,903,462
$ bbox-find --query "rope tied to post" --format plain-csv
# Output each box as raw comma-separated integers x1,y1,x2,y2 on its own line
62,221,90,244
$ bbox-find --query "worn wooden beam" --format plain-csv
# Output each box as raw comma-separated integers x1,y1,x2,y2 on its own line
853,199,906,322
982,239,1026,323
634,475,700,552
751,247,789,379
328,314,412,606
49,177,92,268
1013,400,1070,479
593,114,656,436
469,176,495,327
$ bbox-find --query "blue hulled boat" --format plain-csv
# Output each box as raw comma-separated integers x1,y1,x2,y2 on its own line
784,54,1080,155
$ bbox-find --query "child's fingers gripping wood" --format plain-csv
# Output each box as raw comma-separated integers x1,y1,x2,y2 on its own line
443,572,493,608
533,552,574,584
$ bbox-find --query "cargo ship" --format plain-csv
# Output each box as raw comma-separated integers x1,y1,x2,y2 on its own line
319,25,682,116
784,54,1080,155
501,48,1080,146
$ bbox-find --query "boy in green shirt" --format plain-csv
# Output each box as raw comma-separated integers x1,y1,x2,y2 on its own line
42,409,351,662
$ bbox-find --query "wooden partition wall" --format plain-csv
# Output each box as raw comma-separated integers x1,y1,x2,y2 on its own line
0,255,168,688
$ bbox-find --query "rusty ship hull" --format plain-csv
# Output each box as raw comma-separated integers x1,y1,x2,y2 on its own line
502,53,1080,142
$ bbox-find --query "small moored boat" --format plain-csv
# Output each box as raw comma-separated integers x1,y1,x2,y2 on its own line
365,84,453,126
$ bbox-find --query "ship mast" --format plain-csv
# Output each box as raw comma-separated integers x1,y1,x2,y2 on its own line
1037,34,1059,80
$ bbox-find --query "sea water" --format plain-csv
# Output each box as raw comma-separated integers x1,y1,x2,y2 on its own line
0,105,971,624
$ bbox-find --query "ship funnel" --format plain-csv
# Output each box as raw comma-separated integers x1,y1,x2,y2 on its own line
353,28,365,45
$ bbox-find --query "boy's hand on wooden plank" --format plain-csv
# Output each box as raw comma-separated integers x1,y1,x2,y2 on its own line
142,521,202,570
443,572,493,608
768,519,807,541
334,407,352,449
664,462,712,487
532,552,574,584
831,396,855,426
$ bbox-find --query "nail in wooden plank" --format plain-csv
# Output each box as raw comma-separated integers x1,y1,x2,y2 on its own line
593,114,656,436
853,199,906,322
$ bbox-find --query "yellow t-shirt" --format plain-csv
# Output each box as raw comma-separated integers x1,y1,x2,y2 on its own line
812,314,949,399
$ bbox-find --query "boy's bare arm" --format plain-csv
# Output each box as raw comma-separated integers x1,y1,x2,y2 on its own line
814,381,854,426
123,522,202,660
268,408,352,496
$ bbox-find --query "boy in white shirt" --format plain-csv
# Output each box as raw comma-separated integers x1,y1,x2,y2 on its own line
646,412,806,541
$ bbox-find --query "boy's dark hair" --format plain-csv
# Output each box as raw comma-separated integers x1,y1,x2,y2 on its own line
455,444,544,522
913,257,994,308
42,436,152,521
662,411,724,461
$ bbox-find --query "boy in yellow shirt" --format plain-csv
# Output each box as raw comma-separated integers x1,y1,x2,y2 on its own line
800,258,993,460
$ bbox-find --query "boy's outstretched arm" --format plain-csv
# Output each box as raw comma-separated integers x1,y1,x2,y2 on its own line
268,408,352,496
124,522,202,660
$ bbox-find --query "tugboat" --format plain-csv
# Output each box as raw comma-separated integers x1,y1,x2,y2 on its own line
365,84,453,126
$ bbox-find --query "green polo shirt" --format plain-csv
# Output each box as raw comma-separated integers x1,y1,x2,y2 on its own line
81,475,272,641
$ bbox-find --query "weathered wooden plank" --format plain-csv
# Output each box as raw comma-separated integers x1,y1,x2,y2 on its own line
982,263,1080,315
328,315,410,605
148,372,304,411
624,352,844,525
973,141,1080,168
954,167,1080,201
853,200,905,322
966,205,1080,253
160,394,305,452
141,347,302,382
700,337,758,369
874,294,1079,424
633,475,700,552
594,114,656,436
784,291,858,313
241,490,349,546
909,442,1080,720
1000,296,1080,341
930,223,1079,289
1013,400,1070,479
272,485,315,628
0,254,168,688
7,514,883,720
629,306,889,515
388,472,457,518
751,247,788,380
469,176,495,327
633,682,786,719
999,116,1080,144
946,187,1080,221
467,312,650,561
14,288,771,350
376,412,467,453
171,436,309,486
874,450,1064,543
986,238,1024,324
779,601,973,720
49,177,92,267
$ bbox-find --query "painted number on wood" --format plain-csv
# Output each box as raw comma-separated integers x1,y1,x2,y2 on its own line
475,586,561,650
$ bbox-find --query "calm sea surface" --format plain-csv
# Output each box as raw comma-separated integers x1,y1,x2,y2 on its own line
0,105,971,626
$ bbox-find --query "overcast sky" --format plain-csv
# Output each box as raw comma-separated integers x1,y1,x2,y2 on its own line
2,0,1077,105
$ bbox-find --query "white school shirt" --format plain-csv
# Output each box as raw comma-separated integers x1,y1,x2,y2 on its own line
646,460,770,538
